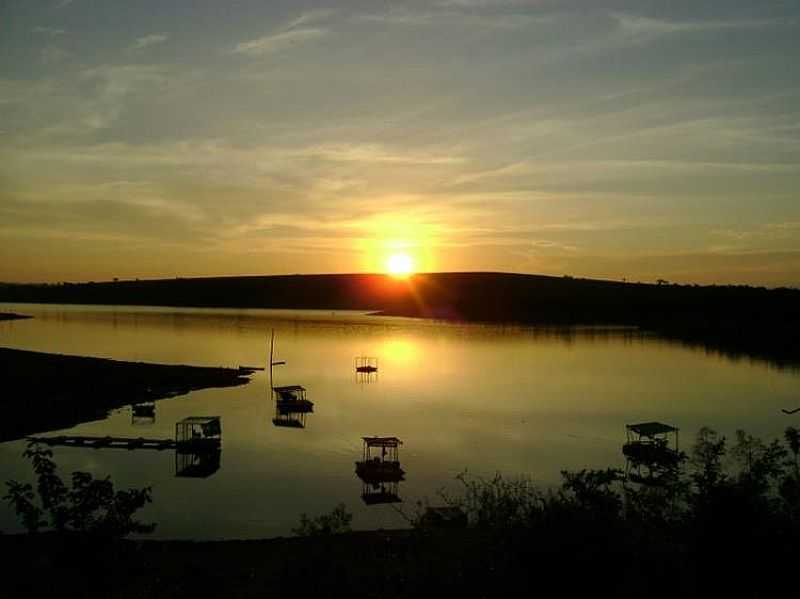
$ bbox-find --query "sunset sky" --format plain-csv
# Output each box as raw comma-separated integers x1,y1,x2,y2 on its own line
1,0,799,286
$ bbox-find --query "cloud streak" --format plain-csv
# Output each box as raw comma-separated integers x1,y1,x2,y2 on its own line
233,10,332,56
233,28,326,56
32,26,66,35
130,33,169,51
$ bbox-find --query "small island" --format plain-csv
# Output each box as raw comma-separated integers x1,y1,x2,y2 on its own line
0,347,254,442
0,312,32,321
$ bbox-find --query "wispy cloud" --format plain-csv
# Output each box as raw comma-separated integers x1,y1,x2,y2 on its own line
130,33,169,51
233,10,332,56
233,28,326,56
40,46,70,64
285,9,335,30
3,0,800,284
435,0,533,7
290,143,466,165
32,26,66,35
613,13,791,45
355,8,547,29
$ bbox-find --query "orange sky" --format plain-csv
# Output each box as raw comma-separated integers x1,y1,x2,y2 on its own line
1,1,799,286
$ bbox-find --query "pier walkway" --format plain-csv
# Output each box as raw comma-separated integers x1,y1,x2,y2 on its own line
28,435,176,450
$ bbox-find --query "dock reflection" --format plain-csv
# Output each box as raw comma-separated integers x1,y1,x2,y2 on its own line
27,416,224,479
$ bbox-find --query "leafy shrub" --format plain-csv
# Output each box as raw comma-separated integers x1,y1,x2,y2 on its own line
426,427,800,536
292,503,352,536
443,471,544,529
3,441,154,537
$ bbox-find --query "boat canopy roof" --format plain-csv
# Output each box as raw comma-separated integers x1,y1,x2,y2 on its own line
273,385,306,392
178,416,220,426
363,436,402,448
627,422,678,437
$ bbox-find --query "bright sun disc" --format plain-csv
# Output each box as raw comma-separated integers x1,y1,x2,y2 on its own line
387,253,414,276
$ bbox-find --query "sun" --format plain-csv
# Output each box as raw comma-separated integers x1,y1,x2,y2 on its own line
386,253,414,277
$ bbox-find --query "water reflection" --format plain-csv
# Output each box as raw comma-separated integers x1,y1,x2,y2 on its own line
175,447,221,478
272,400,314,429
131,402,156,425
355,371,378,385
1,303,799,539
29,416,225,479
380,338,418,366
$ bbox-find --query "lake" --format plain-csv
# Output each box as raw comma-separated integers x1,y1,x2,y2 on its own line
1,303,798,539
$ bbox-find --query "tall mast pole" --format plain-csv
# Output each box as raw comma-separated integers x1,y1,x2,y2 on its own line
269,329,275,394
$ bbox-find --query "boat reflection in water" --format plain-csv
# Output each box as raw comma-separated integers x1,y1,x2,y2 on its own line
272,402,313,428
355,436,405,504
131,401,156,425
175,447,221,478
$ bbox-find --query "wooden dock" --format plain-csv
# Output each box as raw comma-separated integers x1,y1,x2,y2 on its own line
28,435,177,450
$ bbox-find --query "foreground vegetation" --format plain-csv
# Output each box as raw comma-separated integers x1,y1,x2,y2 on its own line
5,443,154,537
4,426,800,597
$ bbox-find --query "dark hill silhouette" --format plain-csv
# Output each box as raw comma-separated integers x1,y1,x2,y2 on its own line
2,272,799,366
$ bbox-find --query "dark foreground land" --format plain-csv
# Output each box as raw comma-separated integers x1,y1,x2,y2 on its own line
2,272,799,366
0,348,253,442
0,522,793,599
0,530,675,598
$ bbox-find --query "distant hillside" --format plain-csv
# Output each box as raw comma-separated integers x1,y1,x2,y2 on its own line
2,272,799,365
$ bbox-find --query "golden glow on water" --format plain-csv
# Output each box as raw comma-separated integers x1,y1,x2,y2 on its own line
380,337,419,364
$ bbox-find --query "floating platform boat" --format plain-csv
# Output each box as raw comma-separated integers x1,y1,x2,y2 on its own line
175,416,222,449
355,436,405,504
355,436,405,483
355,356,379,373
273,385,314,412
623,421,682,485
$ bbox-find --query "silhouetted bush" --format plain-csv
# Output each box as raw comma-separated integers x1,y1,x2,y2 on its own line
412,426,800,596
3,442,154,537
292,503,353,536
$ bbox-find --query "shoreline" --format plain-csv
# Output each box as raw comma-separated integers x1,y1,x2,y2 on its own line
3,272,798,368
0,347,254,442
0,312,32,321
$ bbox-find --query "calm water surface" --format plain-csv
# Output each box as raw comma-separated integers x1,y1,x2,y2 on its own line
1,303,798,539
